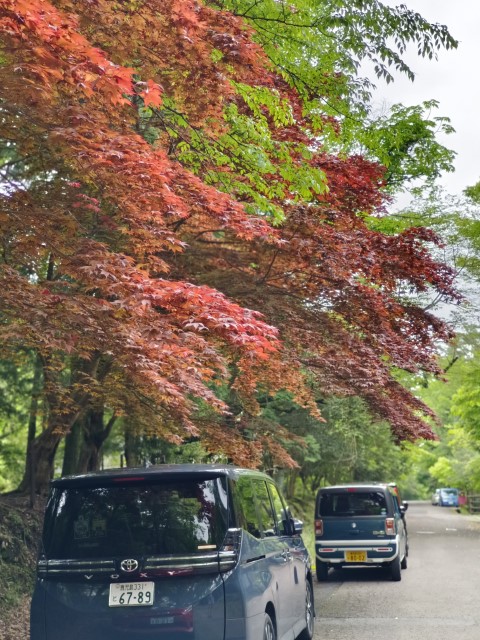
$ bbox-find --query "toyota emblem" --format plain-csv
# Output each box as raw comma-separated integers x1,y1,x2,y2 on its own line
120,558,139,573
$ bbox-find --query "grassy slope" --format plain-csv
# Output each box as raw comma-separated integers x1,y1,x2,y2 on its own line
0,495,44,616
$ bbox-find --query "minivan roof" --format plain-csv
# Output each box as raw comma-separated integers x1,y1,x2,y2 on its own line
50,463,270,488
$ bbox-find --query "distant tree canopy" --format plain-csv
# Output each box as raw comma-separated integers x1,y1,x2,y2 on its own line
0,0,460,494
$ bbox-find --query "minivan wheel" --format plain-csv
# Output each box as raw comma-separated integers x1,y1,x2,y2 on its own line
263,613,276,640
391,554,402,581
316,562,329,581
297,580,314,640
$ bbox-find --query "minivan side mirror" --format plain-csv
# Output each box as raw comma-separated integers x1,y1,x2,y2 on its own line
291,518,303,535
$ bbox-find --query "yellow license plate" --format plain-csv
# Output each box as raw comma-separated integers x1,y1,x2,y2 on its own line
345,551,367,562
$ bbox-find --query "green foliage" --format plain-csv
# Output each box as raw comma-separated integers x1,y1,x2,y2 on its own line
464,180,480,204
261,391,404,489
0,357,36,492
139,87,329,225
429,456,455,487
201,1,458,194
451,353,480,442
217,0,457,111
137,438,215,465
464,456,480,492
396,441,438,499
350,101,455,190
396,329,480,495
366,189,480,329
427,423,480,492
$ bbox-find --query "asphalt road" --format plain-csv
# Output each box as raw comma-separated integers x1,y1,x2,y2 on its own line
312,501,480,640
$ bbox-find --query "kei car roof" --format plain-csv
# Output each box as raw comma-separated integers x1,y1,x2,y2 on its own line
317,484,392,492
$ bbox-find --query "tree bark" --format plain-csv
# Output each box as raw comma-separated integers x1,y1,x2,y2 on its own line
17,428,62,496
76,410,116,473
24,353,43,507
62,419,83,476
124,423,142,467
15,353,104,496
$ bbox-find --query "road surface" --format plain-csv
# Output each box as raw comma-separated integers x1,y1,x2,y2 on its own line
312,501,480,640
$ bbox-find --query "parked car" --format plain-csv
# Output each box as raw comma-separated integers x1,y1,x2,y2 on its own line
314,483,408,582
31,464,314,640
432,487,459,507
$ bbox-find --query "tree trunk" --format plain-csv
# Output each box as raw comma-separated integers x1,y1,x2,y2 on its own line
17,428,62,496
62,419,83,476
76,409,117,474
16,353,112,495
24,353,43,507
124,423,142,467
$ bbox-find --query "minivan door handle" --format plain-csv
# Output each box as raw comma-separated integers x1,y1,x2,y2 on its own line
281,549,291,562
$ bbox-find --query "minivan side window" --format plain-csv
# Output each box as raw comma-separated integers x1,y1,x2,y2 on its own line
268,482,290,536
252,479,277,537
236,476,262,538
235,477,281,539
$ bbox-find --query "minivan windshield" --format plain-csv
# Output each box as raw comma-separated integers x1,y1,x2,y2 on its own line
318,490,387,517
43,477,229,559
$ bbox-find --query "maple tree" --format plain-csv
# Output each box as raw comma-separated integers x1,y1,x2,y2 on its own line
0,0,460,494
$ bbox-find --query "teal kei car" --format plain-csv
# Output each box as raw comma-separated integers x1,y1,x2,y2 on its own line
314,483,408,582
31,464,314,640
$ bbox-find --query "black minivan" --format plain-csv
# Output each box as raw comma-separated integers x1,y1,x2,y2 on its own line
31,464,314,640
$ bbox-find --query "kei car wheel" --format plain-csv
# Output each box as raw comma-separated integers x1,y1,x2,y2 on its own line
297,580,314,640
391,554,402,581
316,562,329,581
263,613,276,640
401,552,408,570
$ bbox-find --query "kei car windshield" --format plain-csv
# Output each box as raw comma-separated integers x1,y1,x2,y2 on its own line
318,490,387,517
43,477,229,559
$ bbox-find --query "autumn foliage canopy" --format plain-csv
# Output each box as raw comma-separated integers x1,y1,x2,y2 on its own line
0,0,460,487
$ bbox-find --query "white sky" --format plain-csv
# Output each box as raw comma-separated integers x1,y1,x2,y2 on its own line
372,1,480,196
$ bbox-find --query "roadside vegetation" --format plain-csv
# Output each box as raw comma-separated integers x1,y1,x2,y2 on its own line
0,496,43,613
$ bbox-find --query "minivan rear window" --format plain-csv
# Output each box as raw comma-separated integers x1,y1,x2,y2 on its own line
318,491,387,517
43,477,229,559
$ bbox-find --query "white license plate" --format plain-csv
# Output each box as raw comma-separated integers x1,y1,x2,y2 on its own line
109,581,154,607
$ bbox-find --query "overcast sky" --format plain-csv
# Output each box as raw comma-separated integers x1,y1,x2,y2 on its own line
372,1,480,197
